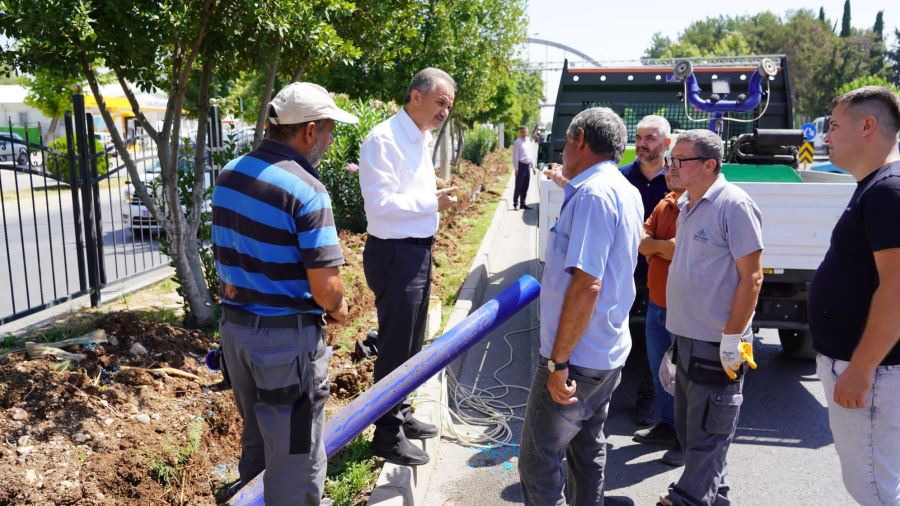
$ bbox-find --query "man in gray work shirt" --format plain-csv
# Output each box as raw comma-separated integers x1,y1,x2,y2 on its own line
659,129,764,506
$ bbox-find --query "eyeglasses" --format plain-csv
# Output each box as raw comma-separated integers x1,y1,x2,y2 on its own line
665,155,708,169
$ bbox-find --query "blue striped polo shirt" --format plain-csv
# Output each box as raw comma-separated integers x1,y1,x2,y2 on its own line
211,139,344,316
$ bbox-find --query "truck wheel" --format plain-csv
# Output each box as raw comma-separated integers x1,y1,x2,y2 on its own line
778,329,816,360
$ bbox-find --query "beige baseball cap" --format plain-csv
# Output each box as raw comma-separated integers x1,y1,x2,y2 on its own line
268,82,359,125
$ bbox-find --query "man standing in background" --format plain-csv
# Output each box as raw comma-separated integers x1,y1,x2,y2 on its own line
512,125,535,210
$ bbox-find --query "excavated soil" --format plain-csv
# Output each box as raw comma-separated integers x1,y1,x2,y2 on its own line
0,150,509,505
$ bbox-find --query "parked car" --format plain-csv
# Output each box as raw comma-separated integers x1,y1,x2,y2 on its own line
0,132,32,168
123,158,212,232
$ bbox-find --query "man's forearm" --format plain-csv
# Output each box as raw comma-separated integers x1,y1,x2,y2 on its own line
848,285,900,373
724,276,762,335
550,274,601,361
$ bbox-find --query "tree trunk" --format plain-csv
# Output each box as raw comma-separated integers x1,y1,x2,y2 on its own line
254,41,281,146
43,117,60,144
451,118,463,166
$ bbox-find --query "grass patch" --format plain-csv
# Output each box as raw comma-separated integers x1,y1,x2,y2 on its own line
148,420,204,487
325,434,379,506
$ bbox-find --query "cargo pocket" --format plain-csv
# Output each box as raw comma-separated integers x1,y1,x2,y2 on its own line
249,346,312,454
310,342,332,404
703,392,743,435
688,355,741,386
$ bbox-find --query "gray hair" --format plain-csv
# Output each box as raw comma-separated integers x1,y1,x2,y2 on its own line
636,115,671,137
674,129,724,173
566,107,627,161
404,67,457,104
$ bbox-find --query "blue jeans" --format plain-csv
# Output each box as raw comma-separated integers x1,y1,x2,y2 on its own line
646,301,675,427
817,354,900,505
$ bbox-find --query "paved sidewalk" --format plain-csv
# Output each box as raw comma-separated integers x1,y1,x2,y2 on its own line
422,172,852,505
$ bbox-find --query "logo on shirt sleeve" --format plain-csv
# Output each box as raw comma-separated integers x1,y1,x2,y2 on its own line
693,226,710,243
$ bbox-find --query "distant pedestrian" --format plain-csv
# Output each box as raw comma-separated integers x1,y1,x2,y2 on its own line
512,125,536,210
809,86,900,506
519,107,643,505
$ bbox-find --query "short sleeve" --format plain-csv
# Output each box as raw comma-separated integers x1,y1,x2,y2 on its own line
724,200,764,260
564,192,615,280
295,192,344,268
862,176,900,252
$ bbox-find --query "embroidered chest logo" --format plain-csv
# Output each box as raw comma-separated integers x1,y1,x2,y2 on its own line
693,227,710,243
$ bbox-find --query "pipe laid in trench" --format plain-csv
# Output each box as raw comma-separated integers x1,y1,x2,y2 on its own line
228,274,541,506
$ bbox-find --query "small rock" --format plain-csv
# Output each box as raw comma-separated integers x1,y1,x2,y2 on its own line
130,342,148,356
107,335,119,346
150,412,160,420
133,413,151,424
24,469,37,484
9,407,28,421
17,445,33,457
103,418,114,426
60,480,76,488
17,435,30,446
73,432,91,443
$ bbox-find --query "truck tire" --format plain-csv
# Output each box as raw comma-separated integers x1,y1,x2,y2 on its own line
778,329,816,360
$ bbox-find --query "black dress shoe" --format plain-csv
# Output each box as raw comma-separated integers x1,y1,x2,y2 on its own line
521,204,532,210
403,417,438,439
633,422,677,445
372,436,430,466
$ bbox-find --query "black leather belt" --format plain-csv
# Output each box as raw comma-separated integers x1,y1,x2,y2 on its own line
222,305,323,329
371,235,435,247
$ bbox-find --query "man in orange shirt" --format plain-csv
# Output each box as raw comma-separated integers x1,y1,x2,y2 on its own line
632,170,685,467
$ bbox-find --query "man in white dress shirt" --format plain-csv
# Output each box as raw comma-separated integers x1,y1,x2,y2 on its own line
358,67,458,466
511,125,535,209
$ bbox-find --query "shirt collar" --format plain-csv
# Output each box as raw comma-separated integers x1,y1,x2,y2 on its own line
254,138,321,180
623,160,666,181
396,107,431,145
566,160,616,191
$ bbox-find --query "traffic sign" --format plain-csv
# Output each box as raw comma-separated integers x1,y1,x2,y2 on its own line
799,142,814,164
801,123,816,141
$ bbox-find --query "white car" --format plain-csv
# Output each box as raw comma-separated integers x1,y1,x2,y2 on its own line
0,132,33,168
123,158,212,232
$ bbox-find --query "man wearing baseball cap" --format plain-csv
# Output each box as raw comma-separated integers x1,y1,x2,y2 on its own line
212,81,358,505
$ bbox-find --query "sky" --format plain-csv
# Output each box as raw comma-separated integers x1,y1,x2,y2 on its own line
524,0,897,123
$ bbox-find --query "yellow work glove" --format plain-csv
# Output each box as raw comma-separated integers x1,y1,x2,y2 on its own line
719,333,758,380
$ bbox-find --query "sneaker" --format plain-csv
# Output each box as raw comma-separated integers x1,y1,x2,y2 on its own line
660,443,684,467
521,204,533,210
633,422,677,445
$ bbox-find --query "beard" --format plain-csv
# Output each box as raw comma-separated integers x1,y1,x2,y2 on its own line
307,135,329,167
638,148,663,162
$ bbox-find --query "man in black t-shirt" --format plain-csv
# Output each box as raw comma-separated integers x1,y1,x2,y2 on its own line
808,86,900,506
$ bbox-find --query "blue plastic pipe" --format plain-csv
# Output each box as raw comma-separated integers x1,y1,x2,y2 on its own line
228,274,541,506
684,70,767,114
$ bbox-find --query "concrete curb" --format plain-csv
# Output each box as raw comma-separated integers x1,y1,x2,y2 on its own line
366,173,513,505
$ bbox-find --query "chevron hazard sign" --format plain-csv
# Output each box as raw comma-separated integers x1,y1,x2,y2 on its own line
799,142,814,164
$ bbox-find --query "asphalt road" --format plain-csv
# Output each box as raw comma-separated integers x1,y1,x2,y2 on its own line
0,169,165,323
424,188,852,506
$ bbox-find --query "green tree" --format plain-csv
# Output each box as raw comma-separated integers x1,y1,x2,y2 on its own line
818,7,826,23
0,0,354,326
888,28,900,87
834,74,899,96
870,11,885,75
840,0,852,37
22,69,75,142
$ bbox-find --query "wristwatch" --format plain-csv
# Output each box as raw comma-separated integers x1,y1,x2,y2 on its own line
548,359,569,372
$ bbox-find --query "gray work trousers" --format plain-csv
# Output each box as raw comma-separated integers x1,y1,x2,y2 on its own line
667,335,746,506
220,318,331,506
519,358,623,506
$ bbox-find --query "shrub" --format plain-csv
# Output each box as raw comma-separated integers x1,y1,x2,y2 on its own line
45,136,109,182
462,125,497,166
318,96,396,233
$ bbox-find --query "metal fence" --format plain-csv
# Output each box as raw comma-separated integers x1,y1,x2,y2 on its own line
1,95,170,325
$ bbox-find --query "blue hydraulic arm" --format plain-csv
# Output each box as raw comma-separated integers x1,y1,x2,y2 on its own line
671,58,778,137
228,274,542,506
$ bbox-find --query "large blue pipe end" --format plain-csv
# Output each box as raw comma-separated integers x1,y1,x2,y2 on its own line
228,274,541,506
